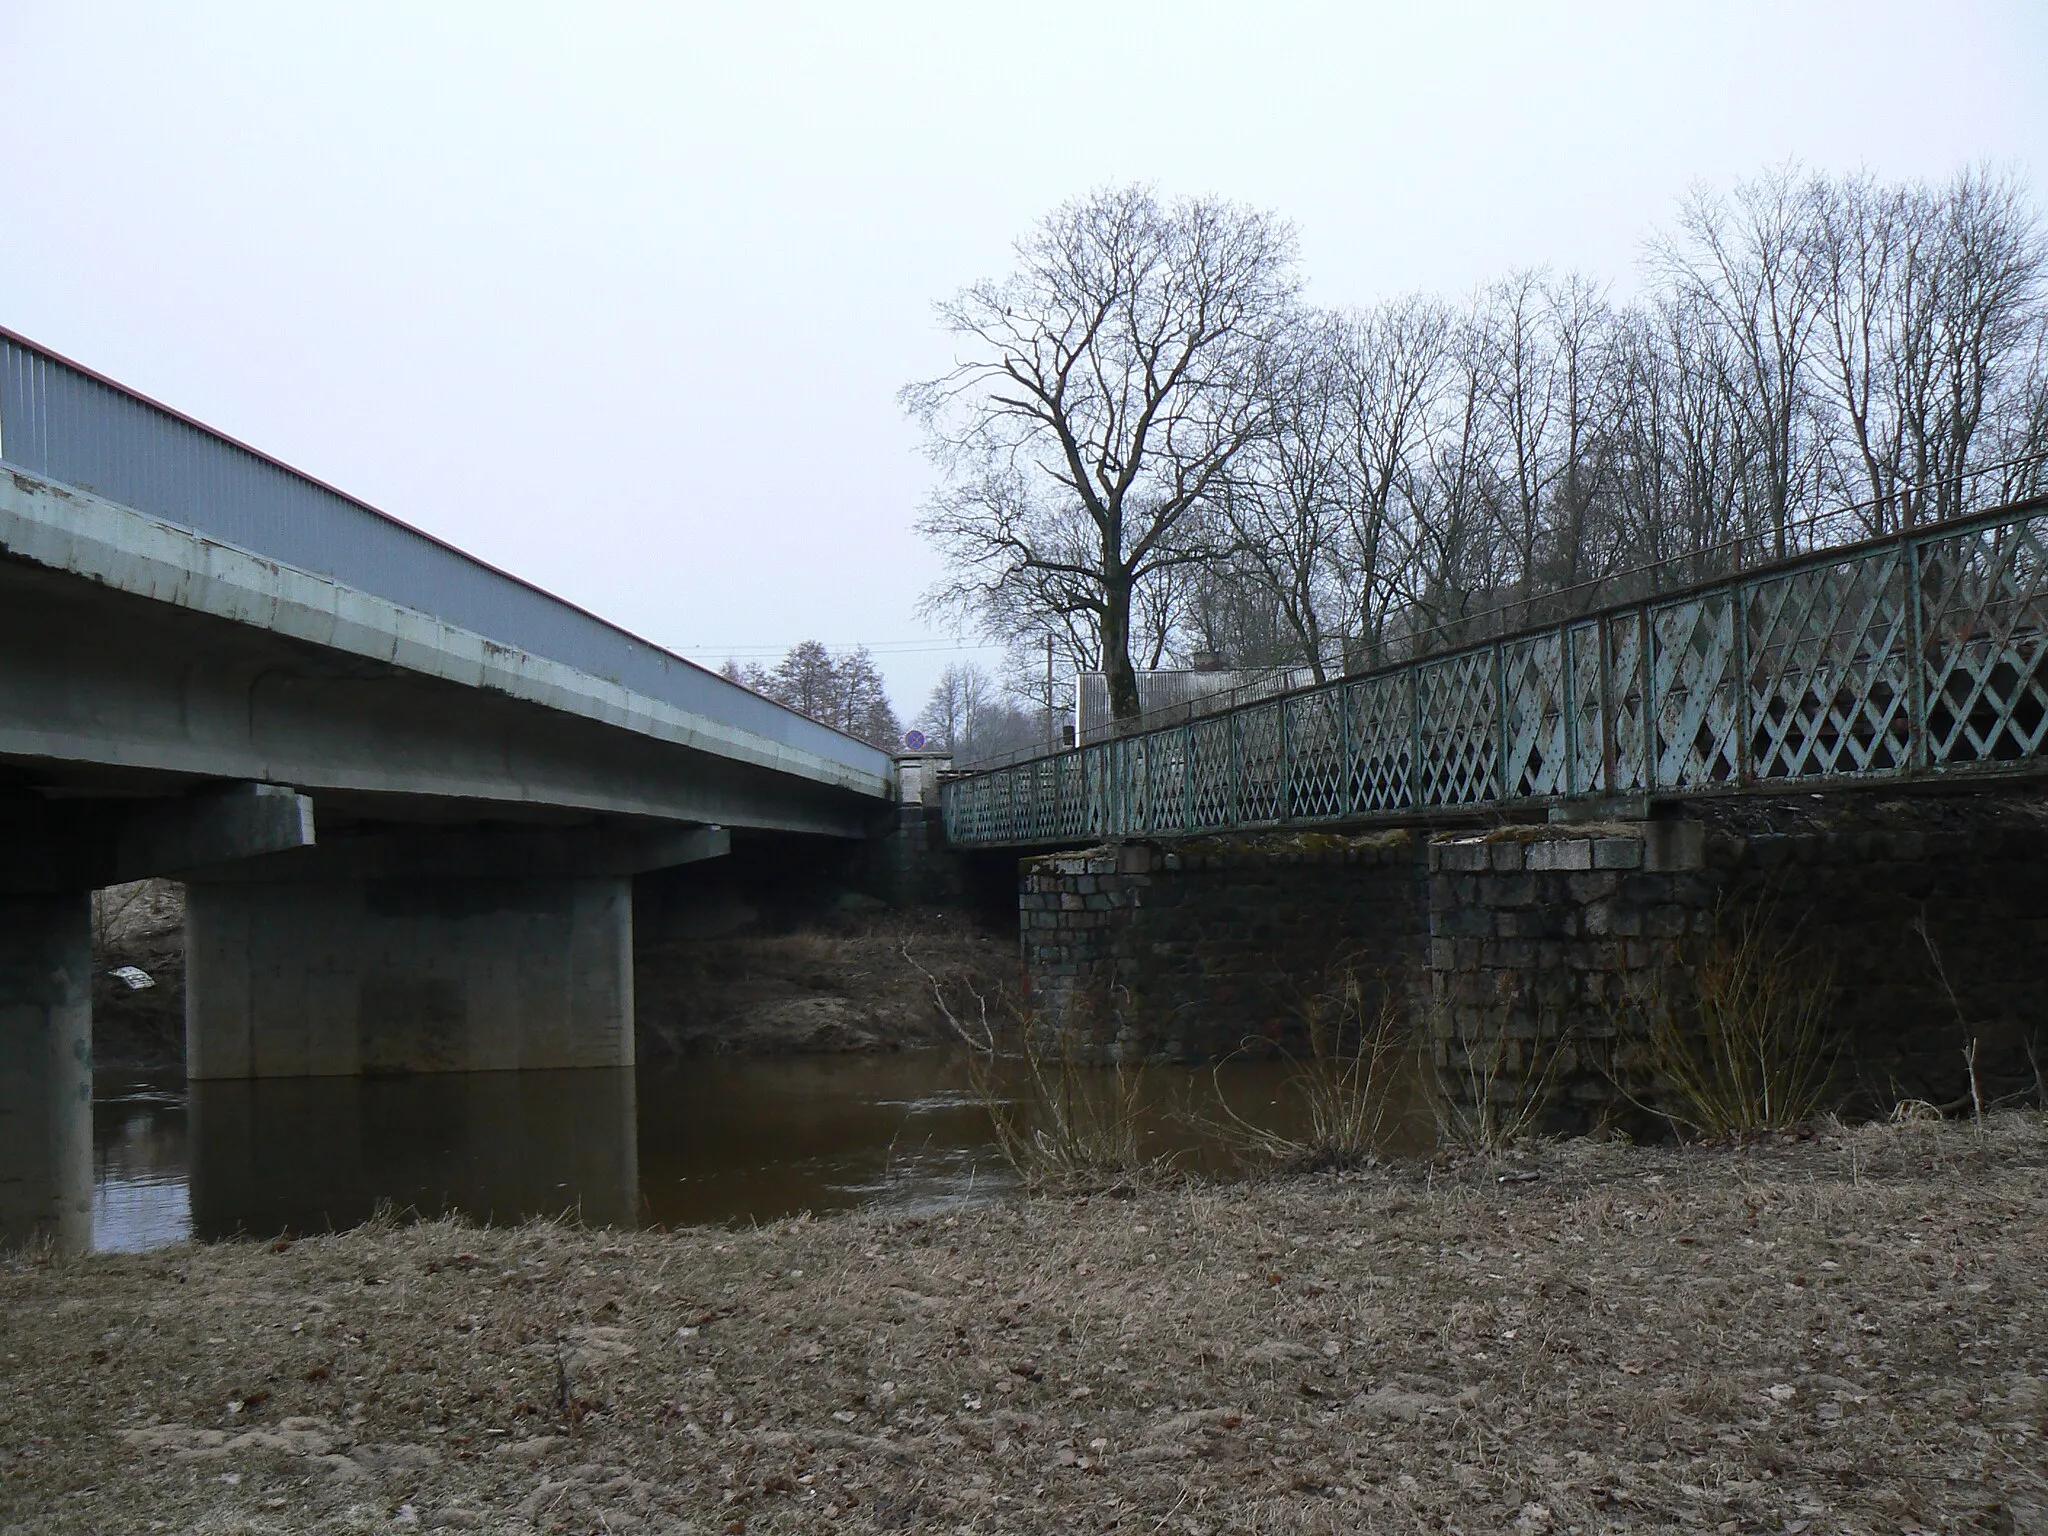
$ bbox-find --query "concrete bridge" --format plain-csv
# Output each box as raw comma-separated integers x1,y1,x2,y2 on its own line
0,326,895,1247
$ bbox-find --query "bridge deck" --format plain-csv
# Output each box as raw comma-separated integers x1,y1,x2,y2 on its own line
0,326,889,800
943,495,2048,847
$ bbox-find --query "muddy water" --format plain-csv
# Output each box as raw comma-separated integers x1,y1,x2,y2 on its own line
92,1050,1435,1252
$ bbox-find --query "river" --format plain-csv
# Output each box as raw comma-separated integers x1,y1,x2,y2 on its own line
90,1050,1435,1252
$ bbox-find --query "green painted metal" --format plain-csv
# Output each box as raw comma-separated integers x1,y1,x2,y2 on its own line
943,497,2048,846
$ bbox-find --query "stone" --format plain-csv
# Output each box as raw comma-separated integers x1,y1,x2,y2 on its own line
1592,837,1643,870
1525,839,1593,872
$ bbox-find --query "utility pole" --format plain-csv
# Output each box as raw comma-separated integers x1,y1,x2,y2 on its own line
1045,634,1055,755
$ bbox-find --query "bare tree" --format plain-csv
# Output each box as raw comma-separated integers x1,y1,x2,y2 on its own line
1657,169,1827,557
1923,168,2047,519
1219,311,1351,681
1329,296,1452,668
1609,293,1752,581
916,661,1045,764
723,642,902,749
1400,314,1496,650
906,185,1300,723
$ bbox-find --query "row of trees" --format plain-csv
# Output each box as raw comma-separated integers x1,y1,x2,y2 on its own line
721,642,901,749
721,645,1059,765
909,167,2048,718
913,661,1054,765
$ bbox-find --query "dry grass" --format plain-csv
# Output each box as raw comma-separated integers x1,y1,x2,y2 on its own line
910,959,1169,1193
1615,904,1839,1137
636,916,1013,1057
1431,997,1574,1158
6,1116,2047,1533
976,1038,1159,1194
1210,969,1413,1174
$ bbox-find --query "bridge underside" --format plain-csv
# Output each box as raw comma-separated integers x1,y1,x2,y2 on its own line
0,335,901,1249
0,555,887,1248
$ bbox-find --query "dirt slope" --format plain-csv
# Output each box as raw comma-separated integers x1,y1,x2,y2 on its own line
4,1115,2044,1533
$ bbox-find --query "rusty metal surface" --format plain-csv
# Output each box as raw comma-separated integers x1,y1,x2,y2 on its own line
942,497,2048,845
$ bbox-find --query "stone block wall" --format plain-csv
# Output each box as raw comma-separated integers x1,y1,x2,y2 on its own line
1430,801,2048,1126
1018,794,2048,1121
1702,800,2048,1109
1426,824,1712,1131
1020,832,1427,1061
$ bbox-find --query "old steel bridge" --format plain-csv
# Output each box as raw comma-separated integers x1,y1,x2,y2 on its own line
941,495,2048,847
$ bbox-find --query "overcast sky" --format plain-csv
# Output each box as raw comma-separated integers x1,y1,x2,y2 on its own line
3,3,2043,723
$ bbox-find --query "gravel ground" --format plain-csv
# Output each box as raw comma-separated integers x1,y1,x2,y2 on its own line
4,1115,2044,1534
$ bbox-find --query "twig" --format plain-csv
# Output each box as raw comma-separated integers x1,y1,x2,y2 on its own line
901,942,995,1054
1964,1037,1985,1142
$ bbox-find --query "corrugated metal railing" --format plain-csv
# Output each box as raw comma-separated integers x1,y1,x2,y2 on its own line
0,326,890,781
943,495,2048,845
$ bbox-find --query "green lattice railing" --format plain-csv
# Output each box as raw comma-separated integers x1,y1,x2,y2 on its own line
943,497,2048,846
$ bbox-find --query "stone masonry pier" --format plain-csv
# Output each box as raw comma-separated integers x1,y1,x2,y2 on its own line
1019,795,2048,1124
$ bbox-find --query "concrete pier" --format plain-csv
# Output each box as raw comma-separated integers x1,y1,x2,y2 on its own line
0,893,93,1250
186,876,635,1078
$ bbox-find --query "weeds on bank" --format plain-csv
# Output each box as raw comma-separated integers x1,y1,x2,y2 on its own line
1430,993,1573,1157
1209,963,1411,1172
1612,901,1838,1137
904,946,1168,1191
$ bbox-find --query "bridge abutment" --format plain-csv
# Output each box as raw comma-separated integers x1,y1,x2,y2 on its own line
1021,833,1429,1059
186,876,635,1078
1020,798,2048,1123
0,893,94,1250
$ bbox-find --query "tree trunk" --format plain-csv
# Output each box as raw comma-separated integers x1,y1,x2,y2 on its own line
1100,575,1144,724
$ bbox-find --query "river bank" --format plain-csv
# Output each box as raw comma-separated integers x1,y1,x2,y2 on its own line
6,1115,2044,1534
86,879,1013,1071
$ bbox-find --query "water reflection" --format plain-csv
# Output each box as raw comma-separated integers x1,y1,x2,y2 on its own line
94,1077,190,1253
190,1069,640,1238
91,1049,1435,1252
636,1053,1012,1226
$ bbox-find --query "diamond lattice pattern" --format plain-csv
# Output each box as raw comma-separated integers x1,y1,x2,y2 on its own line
1284,692,1347,818
1747,554,1910,780
1653,596,1738,788
1236,702,1284,822
1921,524,2048,765
1417,652,1498,805
1503,634,1569,798
1344,675,1414,811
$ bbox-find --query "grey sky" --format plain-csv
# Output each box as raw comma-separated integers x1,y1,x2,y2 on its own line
3,2,2042,721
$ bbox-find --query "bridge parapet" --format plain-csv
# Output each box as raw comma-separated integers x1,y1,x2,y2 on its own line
945,496,2048,845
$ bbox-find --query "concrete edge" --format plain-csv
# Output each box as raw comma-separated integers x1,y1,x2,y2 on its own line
0,469,894,802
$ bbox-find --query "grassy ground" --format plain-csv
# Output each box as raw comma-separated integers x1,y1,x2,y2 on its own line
4,1115,2044,1534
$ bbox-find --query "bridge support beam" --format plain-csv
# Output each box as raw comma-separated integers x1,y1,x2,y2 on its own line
0,893,94,1251
186,876,635,1078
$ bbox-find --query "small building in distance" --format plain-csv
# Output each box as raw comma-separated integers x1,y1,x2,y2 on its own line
1074,653,1317,745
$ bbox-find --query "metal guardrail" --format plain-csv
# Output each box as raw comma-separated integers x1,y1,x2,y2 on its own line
943,495,2048,846
0,326,892,784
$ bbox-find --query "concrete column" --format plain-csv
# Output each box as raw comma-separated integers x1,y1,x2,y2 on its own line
0,893,93,1251
187,876,634,1078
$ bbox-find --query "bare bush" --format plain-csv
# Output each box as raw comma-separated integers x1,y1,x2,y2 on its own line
1613,902,1838,1136
906,949,1169,1192
1209,963,1412,1171
1429,995,1575,1157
